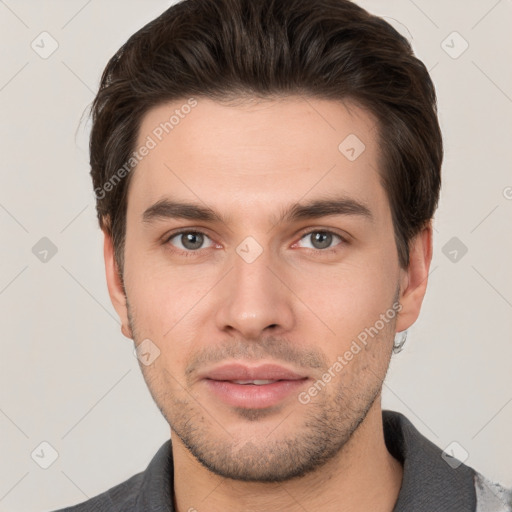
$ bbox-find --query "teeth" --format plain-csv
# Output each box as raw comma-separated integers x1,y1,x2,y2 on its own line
232,379,278,385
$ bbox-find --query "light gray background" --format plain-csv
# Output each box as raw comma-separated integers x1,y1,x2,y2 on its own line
0,1,511,510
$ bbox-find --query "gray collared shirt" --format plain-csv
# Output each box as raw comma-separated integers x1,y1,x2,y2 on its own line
51,410,511,512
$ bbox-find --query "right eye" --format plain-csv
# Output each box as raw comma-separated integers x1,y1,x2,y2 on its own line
165,230,215,254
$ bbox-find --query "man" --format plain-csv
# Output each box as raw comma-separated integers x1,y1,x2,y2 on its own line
54,0,511,510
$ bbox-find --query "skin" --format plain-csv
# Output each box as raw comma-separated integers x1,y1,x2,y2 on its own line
103,96,432,512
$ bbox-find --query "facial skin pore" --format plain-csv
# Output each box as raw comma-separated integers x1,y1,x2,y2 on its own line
104,96,432,512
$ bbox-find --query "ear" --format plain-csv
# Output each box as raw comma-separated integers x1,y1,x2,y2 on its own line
103,230,133,339
395,223,433,332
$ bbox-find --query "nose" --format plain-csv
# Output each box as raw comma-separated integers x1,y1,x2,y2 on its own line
213,244,295,340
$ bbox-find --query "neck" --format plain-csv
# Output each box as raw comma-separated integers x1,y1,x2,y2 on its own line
172,398,403,512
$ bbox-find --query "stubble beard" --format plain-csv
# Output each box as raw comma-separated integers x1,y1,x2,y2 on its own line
126,298,394,483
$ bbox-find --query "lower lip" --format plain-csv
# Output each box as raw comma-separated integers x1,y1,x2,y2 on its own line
203,379,309,408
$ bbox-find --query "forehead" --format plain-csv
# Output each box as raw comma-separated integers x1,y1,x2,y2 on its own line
126,96,387,225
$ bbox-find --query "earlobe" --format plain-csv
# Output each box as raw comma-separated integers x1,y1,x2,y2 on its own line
103,230,133,339
395,223,433,332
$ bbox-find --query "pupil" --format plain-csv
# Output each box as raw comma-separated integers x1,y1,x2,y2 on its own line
313,232,331,249
183,232,203,250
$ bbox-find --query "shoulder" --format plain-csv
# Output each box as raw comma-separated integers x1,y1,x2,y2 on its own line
474,472,512,512
382,409,511,512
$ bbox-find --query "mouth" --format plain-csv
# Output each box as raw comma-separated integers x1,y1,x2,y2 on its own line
199,363,310,409
229,379,284,385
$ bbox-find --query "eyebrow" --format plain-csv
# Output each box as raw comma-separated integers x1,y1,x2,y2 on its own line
142,195,374,226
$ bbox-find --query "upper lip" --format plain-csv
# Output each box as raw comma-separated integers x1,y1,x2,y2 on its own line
199,363,308,381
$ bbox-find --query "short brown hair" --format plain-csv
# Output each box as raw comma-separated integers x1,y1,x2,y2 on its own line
89,0,442,277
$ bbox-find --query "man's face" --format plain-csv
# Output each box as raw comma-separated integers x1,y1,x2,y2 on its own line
107,97,420,482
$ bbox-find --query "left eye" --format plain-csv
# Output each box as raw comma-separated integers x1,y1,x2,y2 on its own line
297,230,344,251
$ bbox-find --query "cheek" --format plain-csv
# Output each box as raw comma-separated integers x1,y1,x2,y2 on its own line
126,259,217,353
292,258,398,337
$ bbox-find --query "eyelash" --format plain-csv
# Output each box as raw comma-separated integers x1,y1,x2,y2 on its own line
163,228,348,258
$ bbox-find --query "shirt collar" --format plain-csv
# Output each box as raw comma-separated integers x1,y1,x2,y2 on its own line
383,409,476,511
134,438,174,511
